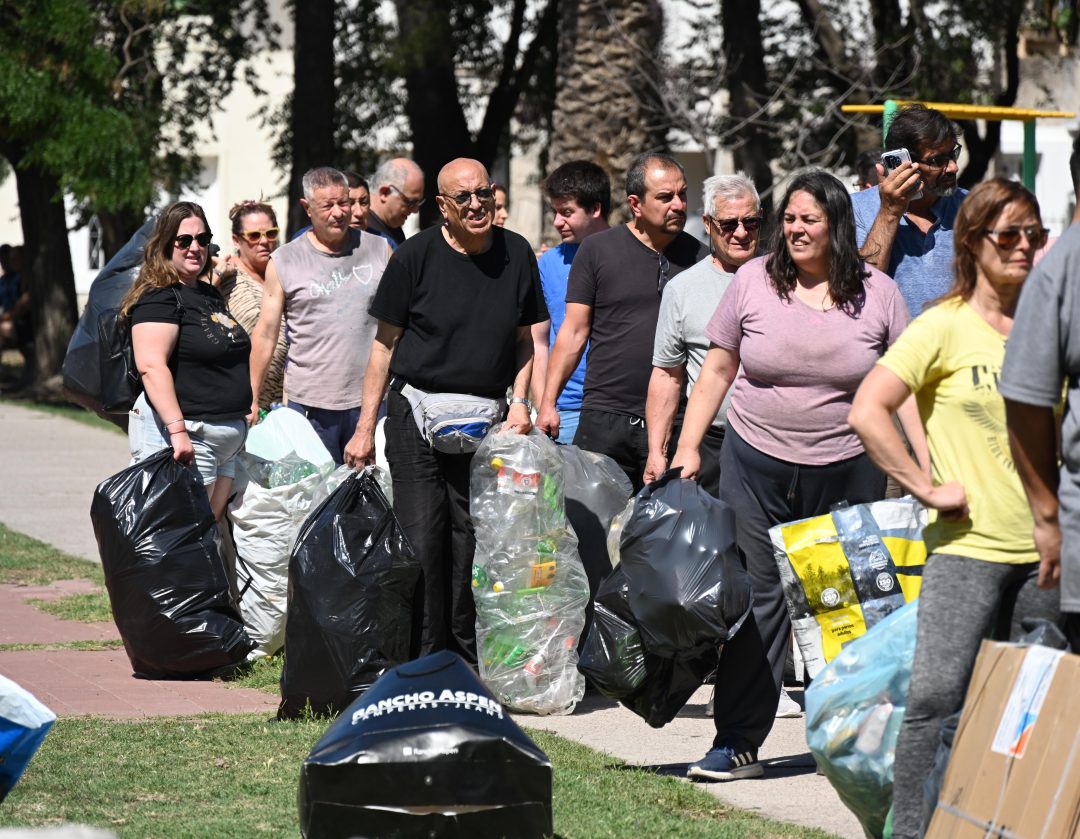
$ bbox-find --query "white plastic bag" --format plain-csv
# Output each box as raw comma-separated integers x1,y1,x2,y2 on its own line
229,409,335,658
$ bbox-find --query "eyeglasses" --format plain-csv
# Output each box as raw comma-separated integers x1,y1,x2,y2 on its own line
174,232,212,249
240,228,280,244
915,144,962,170
441,187,496,207
982,225,1048,250
657,253,670,295
710,215,762,235
389,184,425,210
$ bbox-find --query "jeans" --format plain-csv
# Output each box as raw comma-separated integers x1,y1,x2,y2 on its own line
287,401,362,467
556,408,581,445
128,393,247,486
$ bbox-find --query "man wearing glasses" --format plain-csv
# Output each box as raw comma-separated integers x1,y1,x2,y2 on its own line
368,157,426,248
249,166,393,464
642,173,761,497
346,158,546,664
535,152,708,492
851,104,967,315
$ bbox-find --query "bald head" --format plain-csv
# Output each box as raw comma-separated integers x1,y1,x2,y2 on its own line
437,158,490,195
436,158,495,252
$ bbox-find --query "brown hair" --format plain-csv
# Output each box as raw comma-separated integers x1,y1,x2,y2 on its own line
119,202,211,317
943,178,1041,304
229,199,278,237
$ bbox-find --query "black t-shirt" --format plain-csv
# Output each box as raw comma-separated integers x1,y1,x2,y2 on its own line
130,280,253,420
566,225,707,416
369,225,548,397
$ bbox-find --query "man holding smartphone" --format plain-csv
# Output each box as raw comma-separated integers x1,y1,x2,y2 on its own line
851,104,967,315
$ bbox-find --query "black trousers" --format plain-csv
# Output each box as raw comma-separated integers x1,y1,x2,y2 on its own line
384,390,478,663
712,427,886,751
573,409,650,493
669,422,724,498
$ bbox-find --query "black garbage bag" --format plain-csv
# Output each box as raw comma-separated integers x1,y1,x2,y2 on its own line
90,448,254,678
279,469,420,719
299,650,552,839
62,220,154,425
578,565,719,728
618,470,751,658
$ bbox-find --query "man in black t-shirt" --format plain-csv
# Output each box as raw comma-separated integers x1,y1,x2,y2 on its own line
535,152,708,491
345,158,547,663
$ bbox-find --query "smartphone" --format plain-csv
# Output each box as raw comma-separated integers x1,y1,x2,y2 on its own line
881,148,922,199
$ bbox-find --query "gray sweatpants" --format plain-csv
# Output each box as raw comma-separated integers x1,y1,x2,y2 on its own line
891,553,1061,837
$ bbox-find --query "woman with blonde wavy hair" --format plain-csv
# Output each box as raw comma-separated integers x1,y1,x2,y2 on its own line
124,201,253,521
849,177,1062,835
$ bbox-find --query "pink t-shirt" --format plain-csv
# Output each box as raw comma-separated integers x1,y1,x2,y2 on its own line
705,255,909,465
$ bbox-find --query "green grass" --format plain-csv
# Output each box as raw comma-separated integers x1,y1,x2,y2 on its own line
27,591,113,623
0,639,124,652
0,714,837,839
223,653,284,694
0,524,104,586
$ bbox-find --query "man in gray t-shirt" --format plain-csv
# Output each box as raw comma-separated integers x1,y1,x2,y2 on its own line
643,173,761,496
1001,221,1080,645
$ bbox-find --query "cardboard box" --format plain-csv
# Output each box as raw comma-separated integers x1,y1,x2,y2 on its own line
925,640,1080,838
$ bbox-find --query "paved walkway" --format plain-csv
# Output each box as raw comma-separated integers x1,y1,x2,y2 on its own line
0,401,860,837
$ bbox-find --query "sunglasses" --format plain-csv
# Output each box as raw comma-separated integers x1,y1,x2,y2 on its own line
657,253,670,295
174,232,212,249
240,228,280,244
711,215,762,235
441,187,496,207
389,184,425,210
982,225,1048,250
915,144,962,170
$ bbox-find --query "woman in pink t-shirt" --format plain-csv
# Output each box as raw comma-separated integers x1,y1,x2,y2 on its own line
671,170,924,782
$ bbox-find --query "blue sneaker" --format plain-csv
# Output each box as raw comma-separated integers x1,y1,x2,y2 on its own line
687,746,763,781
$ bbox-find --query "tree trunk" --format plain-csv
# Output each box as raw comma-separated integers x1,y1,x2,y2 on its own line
3,149,78,386
548,0,668,225
721,0,775,215
394,0,476,227
98,207,146,262
287,0,336,238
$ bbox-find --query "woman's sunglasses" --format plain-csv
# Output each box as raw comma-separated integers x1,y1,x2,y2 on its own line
982,225,1048,250
240,228,280,244
174,232,212,249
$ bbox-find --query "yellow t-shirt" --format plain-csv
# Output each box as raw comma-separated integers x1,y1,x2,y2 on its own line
878,298,1037,564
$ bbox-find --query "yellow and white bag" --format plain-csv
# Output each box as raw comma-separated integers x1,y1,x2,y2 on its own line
770,498,926,679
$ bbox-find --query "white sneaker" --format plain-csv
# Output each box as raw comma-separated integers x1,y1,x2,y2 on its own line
775,688,802,718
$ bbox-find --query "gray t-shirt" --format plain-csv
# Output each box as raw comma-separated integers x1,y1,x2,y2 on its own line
652,256,732,429
271,229,391,410
1000,222,1080,613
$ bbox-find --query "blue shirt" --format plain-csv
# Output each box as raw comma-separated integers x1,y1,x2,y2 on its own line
537,243,587,411
851,186,967,316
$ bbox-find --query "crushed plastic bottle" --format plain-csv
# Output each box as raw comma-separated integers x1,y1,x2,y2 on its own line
470,428,590,715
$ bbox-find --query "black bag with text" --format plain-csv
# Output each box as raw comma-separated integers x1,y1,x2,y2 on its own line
299,650,552,838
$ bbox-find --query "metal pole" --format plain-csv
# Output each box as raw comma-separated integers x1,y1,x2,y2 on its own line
1023,120,1037,190
883,100,899,144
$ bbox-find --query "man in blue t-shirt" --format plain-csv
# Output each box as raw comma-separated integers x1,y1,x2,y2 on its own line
850,104,968,316
530,161,611,443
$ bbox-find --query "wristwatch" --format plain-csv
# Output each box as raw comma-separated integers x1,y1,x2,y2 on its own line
509,396,532,409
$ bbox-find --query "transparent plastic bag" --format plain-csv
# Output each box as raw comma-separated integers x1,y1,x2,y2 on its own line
805,600,917,839
471,428,590,714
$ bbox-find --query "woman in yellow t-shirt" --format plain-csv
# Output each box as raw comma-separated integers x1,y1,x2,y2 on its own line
848,178,1062,837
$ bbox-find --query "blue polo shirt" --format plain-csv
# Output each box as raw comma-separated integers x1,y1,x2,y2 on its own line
851,186,967,316
537,242,587,411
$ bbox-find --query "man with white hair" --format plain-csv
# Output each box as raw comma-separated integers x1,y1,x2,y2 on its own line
249,166,392,464
367,157,425,248
643,172,761,496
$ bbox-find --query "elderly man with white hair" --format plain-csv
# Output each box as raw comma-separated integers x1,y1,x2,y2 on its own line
367,157,425,248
